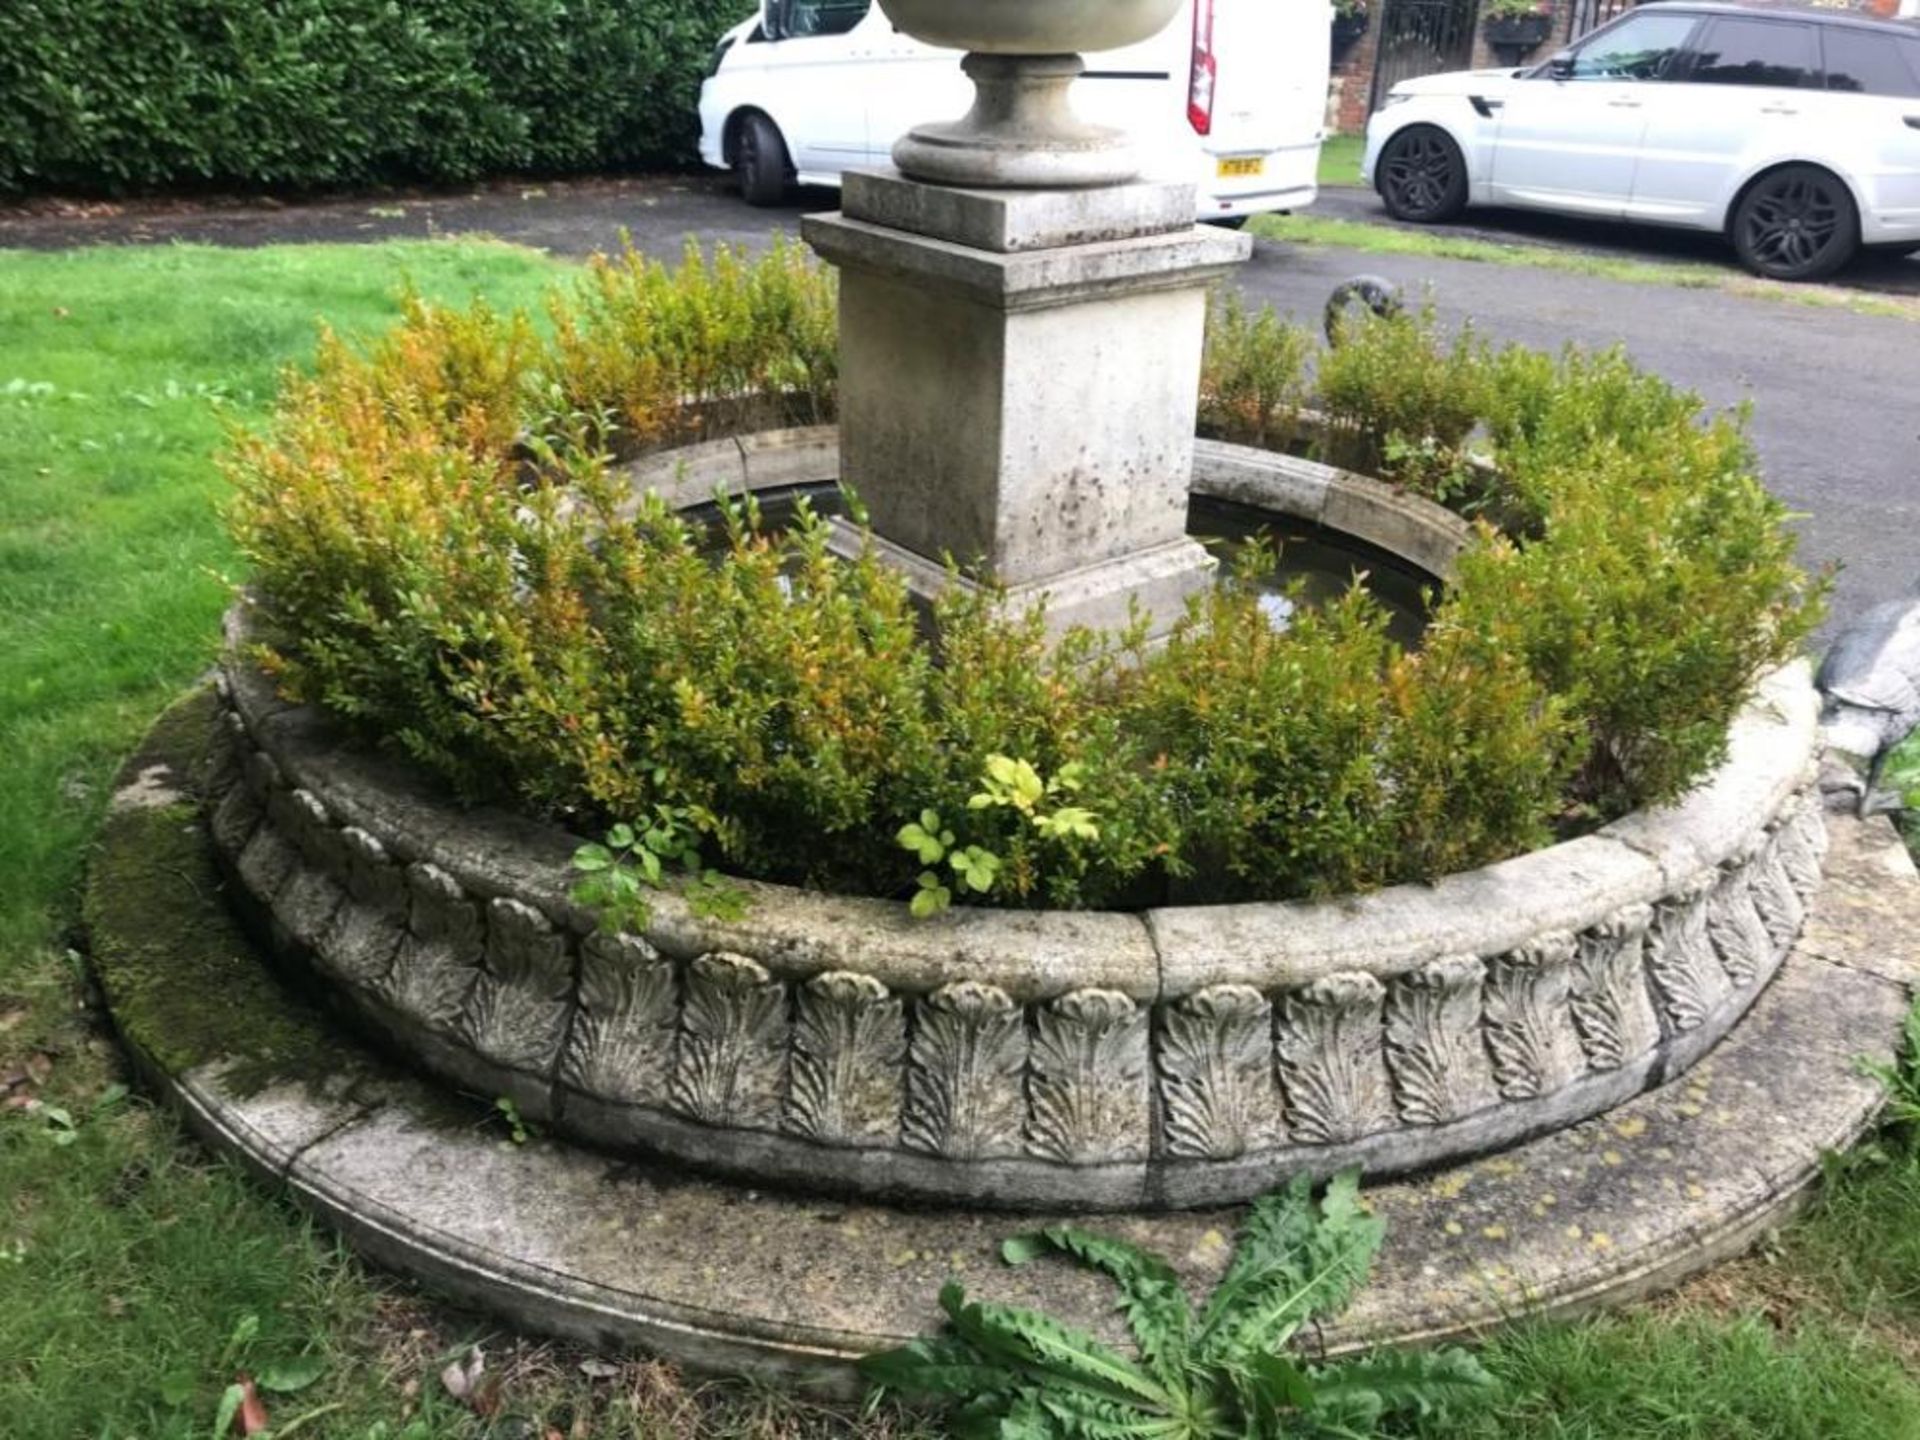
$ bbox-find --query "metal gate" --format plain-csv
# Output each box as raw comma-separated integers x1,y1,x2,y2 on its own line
1367,0,1481,111
1562,0,1635,45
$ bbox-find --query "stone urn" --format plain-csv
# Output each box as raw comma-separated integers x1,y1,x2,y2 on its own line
878,0,1185,187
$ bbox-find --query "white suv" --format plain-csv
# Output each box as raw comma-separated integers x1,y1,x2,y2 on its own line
1362,3,1920,279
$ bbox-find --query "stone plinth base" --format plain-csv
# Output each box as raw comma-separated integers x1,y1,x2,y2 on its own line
826,518,1215,638
802,172,1247,640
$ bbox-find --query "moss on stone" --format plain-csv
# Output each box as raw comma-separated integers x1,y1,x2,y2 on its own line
84,687,347,1097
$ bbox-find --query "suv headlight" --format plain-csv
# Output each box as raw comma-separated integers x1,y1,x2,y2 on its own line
704,36,735,79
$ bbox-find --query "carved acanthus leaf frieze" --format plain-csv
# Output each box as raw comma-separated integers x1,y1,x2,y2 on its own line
904,980,1027,1160
1706,844,1774,989
1276,973,1391,1145
319,826,407,989
671,951,787,1129
383,862,483,1031
1028,989,1149,1164
1646,874,1730,1032
1483,933,1585,1101
1568,904,1658,1070
1751,823,1806,957
461,898,574,1073
787,970,906,1147
1384,956,1496,1124
1158,984,1279,1160
563,931,678,1105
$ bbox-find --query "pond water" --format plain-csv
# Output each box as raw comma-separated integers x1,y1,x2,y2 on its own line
685,485,1435,649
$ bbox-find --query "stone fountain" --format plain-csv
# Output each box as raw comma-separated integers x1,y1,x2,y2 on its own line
803,0,1249,636
82,0,1920,1397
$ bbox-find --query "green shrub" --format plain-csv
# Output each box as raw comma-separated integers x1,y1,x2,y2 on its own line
1313,300,1489,496
862,1171,1495,1438
225,248,1819,912
1199,292,1311,449
545,239,838,452
0,0,740,195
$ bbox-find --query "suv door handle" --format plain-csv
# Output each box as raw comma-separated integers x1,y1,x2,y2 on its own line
1907,115,1920,130
1760,103,1798,116
1606,98,1642,108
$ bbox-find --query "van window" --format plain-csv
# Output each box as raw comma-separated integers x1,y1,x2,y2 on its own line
1823,27,1920,98
1567,12,1698,81
1686,18,1818,90
773,0,870,38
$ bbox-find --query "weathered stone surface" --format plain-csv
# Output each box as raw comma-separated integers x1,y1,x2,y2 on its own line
844,169,1196,253
562,931,678,1107
1483,934,1586,1101
806,213,1237,641
1190,442,1333,530
1322,471,1471,583
787,970,906,1147
1276,973,1393,1145
1150,834,1666,997
97,696,1914,1391
904,980,1029,1161
1599,662,1819,884
1027,989,1150,1164
214,610,1829,1211
1384,956,1496,1125
1157,984,1281,1160
671,952,787,1131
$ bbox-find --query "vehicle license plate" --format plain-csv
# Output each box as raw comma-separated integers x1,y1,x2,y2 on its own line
1217,156,1265,178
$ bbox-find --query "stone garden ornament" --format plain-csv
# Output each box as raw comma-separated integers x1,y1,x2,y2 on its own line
880,0,1184,186
1816,583,1920,813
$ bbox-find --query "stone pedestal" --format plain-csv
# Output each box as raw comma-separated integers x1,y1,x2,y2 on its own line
801,169,1250,639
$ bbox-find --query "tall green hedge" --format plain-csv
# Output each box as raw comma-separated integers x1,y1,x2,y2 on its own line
0,0,743,194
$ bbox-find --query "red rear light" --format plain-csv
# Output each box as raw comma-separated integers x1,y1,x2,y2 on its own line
1188,0,1216,135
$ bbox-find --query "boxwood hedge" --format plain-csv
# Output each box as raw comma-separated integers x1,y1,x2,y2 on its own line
223,244,1824,910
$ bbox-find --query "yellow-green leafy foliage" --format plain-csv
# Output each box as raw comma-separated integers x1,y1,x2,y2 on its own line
226,251,1818,910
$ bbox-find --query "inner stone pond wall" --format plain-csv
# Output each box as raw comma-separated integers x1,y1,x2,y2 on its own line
202,434,1828,1211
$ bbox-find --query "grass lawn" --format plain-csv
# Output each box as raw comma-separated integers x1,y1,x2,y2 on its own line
4,239,1920,1439
1318,133,1366,189
1279,150,1918,323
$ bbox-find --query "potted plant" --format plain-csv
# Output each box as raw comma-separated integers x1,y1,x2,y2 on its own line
1483,0,1553,52
1332,0,1369,50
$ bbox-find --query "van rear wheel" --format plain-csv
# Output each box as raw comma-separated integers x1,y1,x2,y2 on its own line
735,113,790,208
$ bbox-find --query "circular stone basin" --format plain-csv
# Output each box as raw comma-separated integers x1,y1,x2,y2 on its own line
686,484,1435,649
877,0,1182,54
208,431,1826,1212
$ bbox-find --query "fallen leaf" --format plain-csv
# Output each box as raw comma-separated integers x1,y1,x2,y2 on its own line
471,1370,503,1419
234,1374,269,1435
576,1359,620,1380
440,1346,484,1401
24,1052,53,1086
258,1355,326,1393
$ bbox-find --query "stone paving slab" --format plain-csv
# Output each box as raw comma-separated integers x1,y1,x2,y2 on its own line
91,689,1919,1394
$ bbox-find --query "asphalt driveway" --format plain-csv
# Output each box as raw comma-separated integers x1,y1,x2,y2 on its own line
3,174,1913,630
1309,184,1920,300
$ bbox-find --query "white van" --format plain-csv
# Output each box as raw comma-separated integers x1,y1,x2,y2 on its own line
697,0,1330,223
